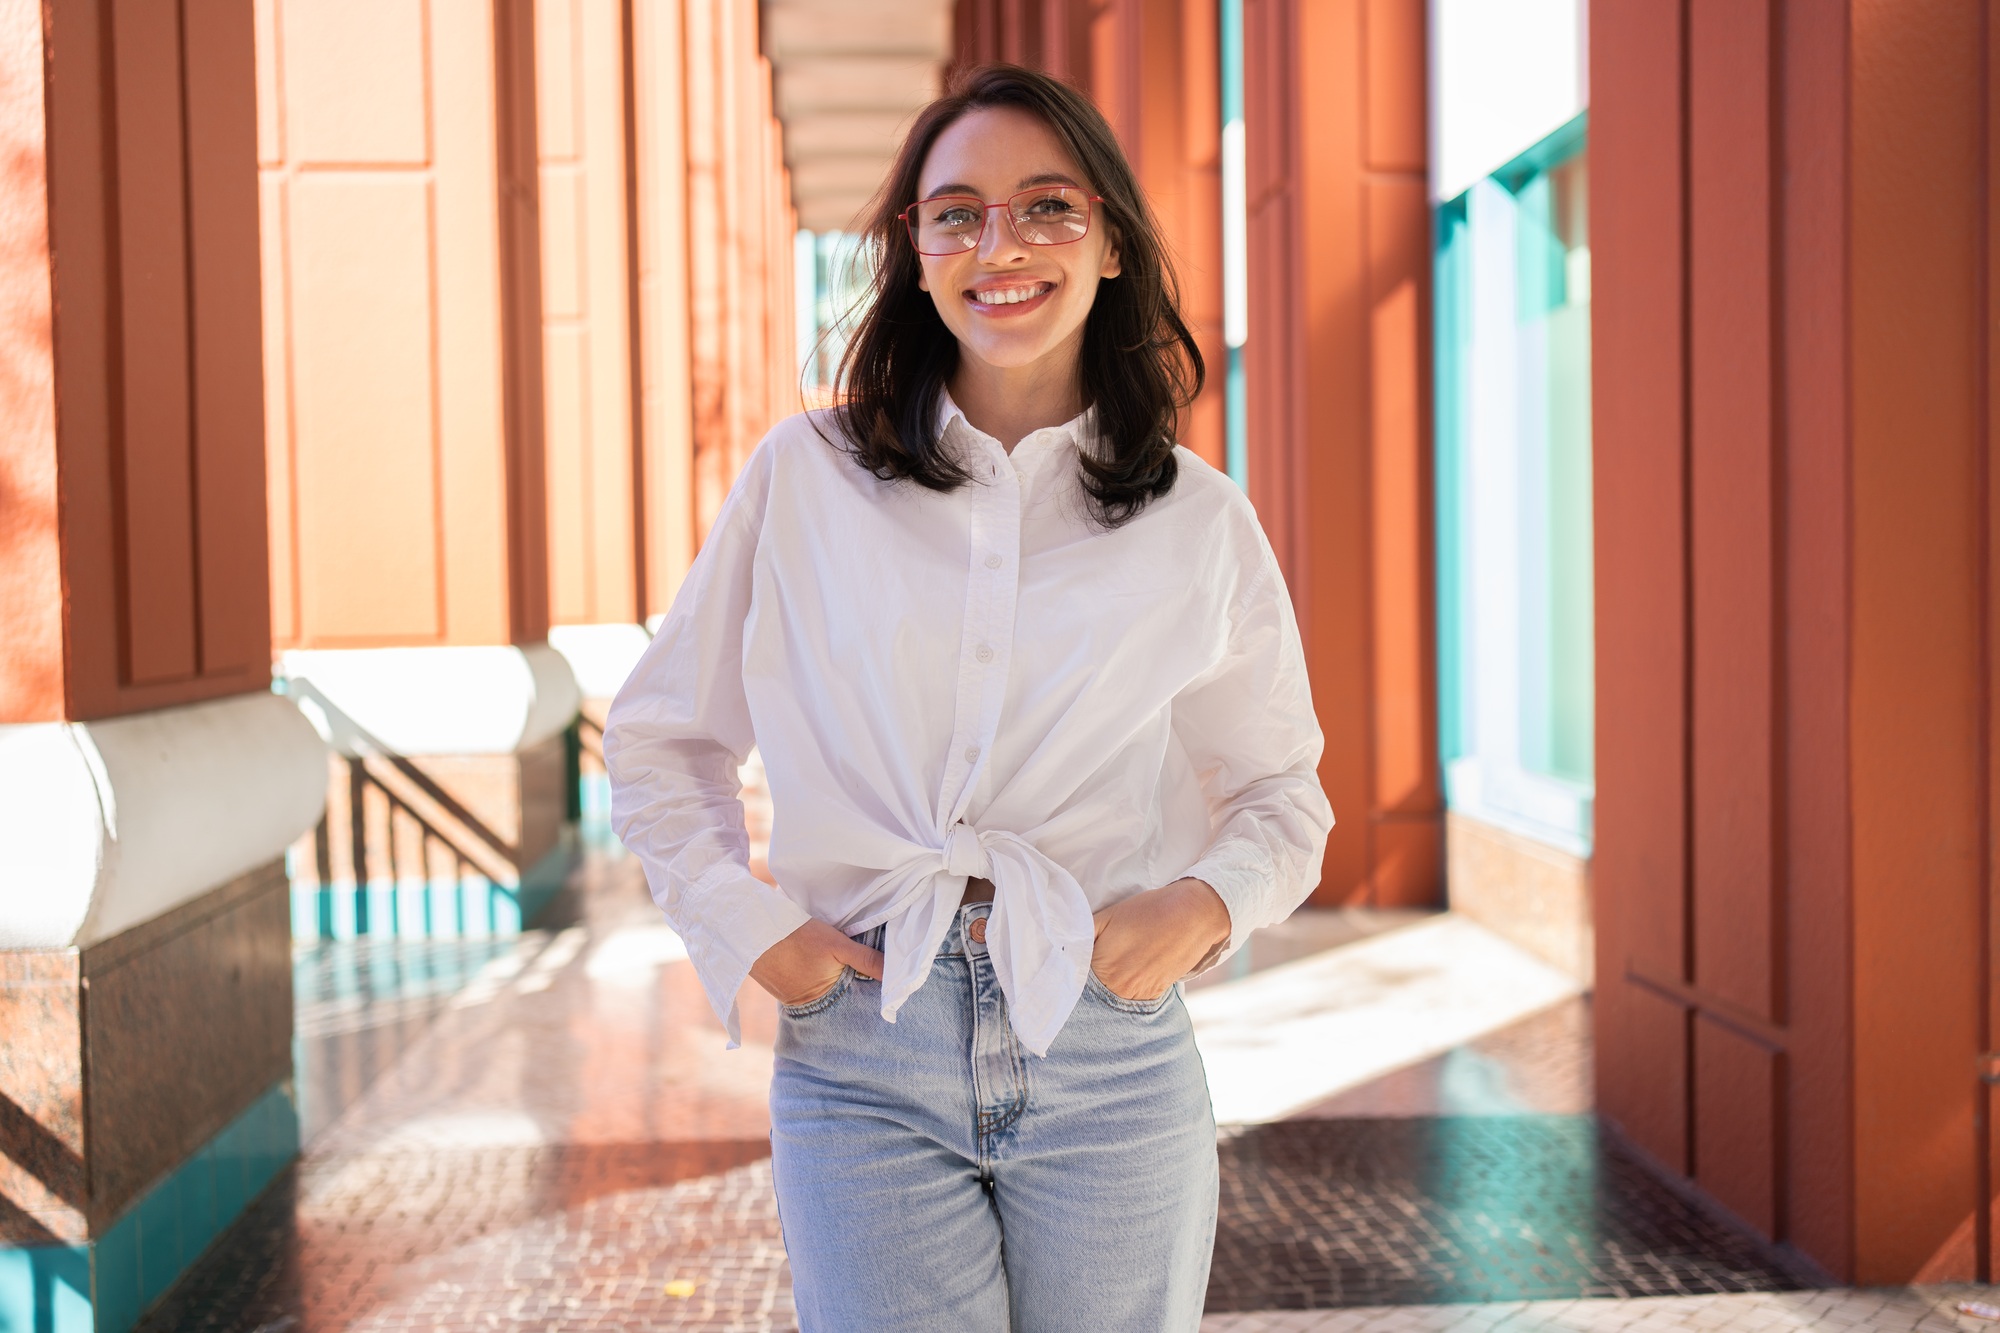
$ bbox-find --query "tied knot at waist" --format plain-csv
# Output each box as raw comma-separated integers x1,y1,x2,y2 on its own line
941,822,991,879
868,820,1098,1056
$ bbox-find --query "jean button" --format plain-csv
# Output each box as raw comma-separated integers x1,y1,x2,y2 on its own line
967,917,988,944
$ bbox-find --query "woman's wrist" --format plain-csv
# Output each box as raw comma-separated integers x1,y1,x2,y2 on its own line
1168,877,1232,965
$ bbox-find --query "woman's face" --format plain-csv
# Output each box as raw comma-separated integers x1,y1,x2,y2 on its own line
912,106,1123,376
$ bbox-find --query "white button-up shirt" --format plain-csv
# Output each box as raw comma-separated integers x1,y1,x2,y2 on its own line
605,399,1333,1056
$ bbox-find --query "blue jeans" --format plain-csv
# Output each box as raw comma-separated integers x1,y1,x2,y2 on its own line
770,903,1219,1331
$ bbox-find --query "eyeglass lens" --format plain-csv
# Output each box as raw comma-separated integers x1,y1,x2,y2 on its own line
907,187,1093,254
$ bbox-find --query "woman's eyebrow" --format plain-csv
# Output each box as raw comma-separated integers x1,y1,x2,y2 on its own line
918,172,1084,199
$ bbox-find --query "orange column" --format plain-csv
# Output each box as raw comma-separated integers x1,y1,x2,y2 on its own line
1244,0,1440,906
1,0,270,724
0,4,322,1301
259,0,548,651
1593,0,1994,1283
633,0,698,617
683,0,800,545
538,0,645,628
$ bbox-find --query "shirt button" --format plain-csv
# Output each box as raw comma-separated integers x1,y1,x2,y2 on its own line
975,644,994,663
963,746,981,763
984,554,1003,569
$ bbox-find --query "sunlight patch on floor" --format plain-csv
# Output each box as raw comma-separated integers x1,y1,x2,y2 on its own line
1188,913,1583,1124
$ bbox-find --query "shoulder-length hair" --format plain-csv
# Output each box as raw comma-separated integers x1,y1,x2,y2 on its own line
823,63,1203,528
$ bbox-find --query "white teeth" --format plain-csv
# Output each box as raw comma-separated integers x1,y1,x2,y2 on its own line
971,283,1049,305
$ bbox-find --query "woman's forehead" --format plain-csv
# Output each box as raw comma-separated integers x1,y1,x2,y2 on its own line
919,107,1087,197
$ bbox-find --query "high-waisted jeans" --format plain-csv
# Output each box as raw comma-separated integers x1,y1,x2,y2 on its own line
769,901,1219,1331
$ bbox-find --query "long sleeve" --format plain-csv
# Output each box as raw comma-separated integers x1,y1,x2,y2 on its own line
604,445,810,1045
1172,535,1336,961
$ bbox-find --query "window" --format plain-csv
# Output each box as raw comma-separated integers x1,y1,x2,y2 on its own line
1435,114,1592,853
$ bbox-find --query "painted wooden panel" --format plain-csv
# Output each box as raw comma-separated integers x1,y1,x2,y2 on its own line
1693,1017,1781,1238
112,0,199,686
1774,1,1855,1278
260,0,549,649
1848,0,1986,1284
681,0,796,546
537,0,641,628
281,0,429,166
1688,0,1777,1025
1588,0,1691,1176
632,0,696,618
1367,174,1439,904
0,0,272,722
287,175,441,641
185,3,274,680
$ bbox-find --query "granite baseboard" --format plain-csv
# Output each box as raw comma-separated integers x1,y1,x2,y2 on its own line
0,861,293,1245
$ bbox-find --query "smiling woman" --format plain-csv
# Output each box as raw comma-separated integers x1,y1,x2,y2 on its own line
827,64,1204,527
604,62,1332,1333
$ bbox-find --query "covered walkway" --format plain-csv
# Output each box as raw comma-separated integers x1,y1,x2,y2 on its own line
130,841,1852,1331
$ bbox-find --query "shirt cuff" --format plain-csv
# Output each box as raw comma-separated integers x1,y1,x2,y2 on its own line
1178,838,1276,966
679,863,813,1048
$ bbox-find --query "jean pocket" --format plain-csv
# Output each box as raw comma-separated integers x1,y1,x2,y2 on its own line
780,966,855,1018
1085,969,1176,1016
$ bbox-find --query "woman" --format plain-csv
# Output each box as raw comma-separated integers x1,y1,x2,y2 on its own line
606,63,1332,1332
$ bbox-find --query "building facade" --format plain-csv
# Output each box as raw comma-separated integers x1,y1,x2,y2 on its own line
4,2,1999,1327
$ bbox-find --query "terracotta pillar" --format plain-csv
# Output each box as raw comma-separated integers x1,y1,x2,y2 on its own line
0,1,325,1323
532,0,669,718
632,0,698,621
257,0,580,940
1244,0,1441,906
538,0,643,633
1593,0,1996,1283
684,0,799,545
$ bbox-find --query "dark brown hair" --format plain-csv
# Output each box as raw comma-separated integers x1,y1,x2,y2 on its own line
822,63,1203,528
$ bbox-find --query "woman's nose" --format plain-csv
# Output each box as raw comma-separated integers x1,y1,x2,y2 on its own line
977,208,1029,263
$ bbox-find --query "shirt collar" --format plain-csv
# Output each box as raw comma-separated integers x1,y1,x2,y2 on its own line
935,387,1099,477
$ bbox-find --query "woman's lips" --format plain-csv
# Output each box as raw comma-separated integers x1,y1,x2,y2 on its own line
965,280,1055,317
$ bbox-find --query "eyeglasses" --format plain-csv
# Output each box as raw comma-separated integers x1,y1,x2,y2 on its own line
899,186,1105,256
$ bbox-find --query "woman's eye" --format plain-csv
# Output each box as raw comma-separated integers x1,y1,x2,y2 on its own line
935,206,979,227
1024,194,1075,216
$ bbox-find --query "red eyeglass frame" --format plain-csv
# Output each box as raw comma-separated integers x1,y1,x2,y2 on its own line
898,188,1107,255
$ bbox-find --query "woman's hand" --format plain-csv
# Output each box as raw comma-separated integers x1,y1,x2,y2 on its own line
750,920,886,1007
1089,878,1232,1003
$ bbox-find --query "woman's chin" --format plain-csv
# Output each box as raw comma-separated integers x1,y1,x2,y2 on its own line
953,331,1072,375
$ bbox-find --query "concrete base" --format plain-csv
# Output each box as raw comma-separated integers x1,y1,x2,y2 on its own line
0,862,298,1331
1444,811,1594,986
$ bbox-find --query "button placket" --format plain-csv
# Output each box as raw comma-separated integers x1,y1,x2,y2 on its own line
935,440,1022,828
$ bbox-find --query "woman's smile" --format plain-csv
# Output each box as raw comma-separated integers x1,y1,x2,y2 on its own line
965,278,1057,316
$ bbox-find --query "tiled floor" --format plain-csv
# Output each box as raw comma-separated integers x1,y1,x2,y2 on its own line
139,850,1987,1331
1205,1118,1811,1311
1199,1287,2000,1332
